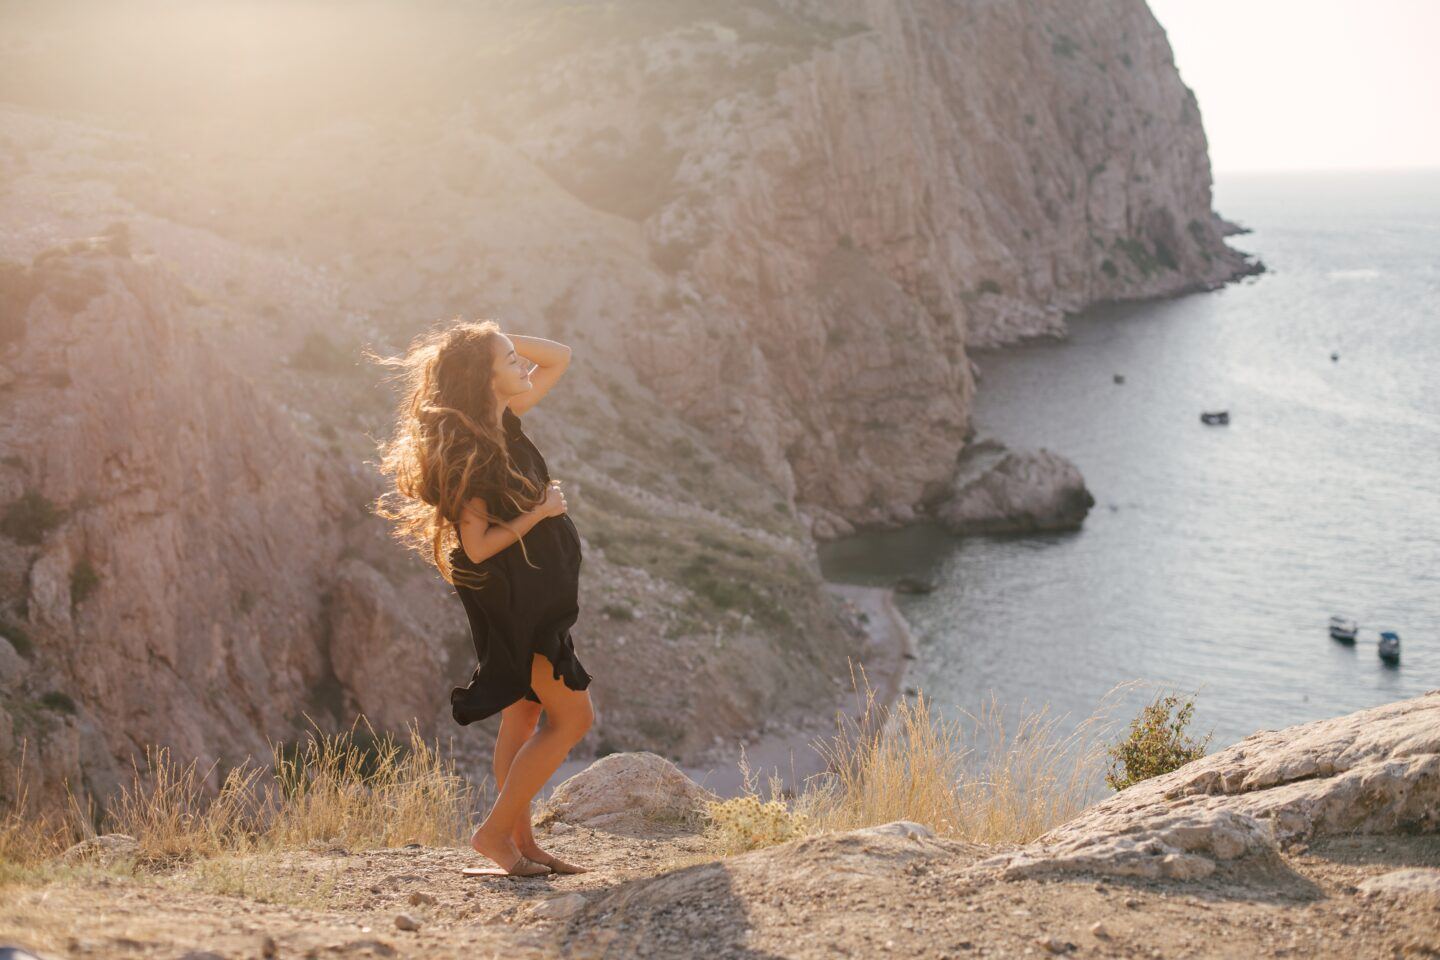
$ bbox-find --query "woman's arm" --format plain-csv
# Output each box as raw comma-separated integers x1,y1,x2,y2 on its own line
458,496,548,564
506,334,572,416
508,334,571,370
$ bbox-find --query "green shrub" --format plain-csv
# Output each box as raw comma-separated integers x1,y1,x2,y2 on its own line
1113,237,1163,277
1154,238,1178,271
600,602,635,621
0,260,42,348
39,691,77,715
0,620,32,659
700,793,810,854
1,490,66,545
290,330,350,373
70,558,100,608
1104,692,1213,791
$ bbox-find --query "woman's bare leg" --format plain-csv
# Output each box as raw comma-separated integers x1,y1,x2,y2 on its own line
493,697,587,872
471,654,594,872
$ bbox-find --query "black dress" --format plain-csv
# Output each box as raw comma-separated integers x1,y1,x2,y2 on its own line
448,405,592,725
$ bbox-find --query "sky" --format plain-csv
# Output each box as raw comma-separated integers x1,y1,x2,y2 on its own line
1146,0,1440,173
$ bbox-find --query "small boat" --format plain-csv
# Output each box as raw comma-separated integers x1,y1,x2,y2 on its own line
1328,616,1358,642
1330,351,1340,362
1200,410,1230,426
1113,373,1126,384
1378,631,1401,665
893,576,936,595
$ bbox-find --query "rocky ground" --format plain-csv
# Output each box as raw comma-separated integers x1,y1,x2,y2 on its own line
1,818,1435,959
3,691,1436,960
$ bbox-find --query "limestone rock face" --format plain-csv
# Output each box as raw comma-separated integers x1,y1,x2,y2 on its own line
933,438,1097,534
976,690,1440,881
0,241,438,803
325,558,456,735
539,751,721,834
480,0,1260,529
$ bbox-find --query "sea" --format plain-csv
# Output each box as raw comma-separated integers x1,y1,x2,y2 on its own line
818,167,1440,752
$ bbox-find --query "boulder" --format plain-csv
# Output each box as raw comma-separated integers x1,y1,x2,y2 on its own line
853,820,935,842
59,833,138,865
934,438,1095,534
976,690,1440,881
530,893,589,920
1357,869,1440,902
538,751,721,834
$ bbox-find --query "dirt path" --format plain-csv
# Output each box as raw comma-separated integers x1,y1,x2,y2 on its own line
3,827,1435,959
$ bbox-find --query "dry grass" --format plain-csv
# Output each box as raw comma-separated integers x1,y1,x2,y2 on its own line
701,663,1141,853
0,742,89,879
9,673,1139,886
110,744,265,863
259,717,476,851
0,716,477,887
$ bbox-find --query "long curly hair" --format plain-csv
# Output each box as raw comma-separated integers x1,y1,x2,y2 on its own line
368,318,547,588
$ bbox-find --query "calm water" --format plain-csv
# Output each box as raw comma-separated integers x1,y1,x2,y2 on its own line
820,168,1440,749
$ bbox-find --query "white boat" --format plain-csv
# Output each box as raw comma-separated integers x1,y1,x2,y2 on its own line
1328,616,1358,642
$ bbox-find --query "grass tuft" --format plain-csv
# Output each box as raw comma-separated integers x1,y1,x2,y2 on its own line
698,665,1141,853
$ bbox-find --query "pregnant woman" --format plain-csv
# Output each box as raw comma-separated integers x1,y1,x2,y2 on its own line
372,320,594,877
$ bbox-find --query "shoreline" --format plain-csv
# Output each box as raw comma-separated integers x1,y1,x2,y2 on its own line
543,581,917,800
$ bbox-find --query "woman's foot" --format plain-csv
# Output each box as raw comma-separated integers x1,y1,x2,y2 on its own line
518,845,589,874
472,824,552,876
512,823,589,874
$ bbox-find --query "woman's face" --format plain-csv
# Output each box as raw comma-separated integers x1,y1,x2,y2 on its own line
491,335,533,397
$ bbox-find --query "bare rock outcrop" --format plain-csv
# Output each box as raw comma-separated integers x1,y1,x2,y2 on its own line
976,690,1440,881
551,819,980,957
324,558,458,735
931,437,1097,534
538,751,721,835
1357,869,1440,903
0,239,443,803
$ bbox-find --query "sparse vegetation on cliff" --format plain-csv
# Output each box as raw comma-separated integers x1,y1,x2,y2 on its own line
0,489,66,546
1103,690,1213,791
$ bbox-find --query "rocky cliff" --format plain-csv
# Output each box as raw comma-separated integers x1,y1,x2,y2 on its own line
0,236,445,802
471,0,1260,529
0,0,1260,804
